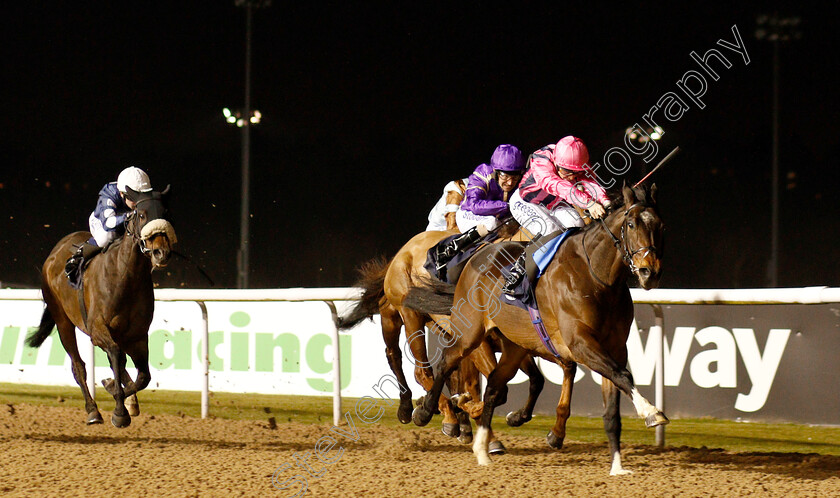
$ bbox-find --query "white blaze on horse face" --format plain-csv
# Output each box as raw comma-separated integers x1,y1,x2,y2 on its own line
473,426,492,466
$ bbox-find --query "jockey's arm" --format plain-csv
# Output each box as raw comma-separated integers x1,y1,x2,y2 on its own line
444,188,464,230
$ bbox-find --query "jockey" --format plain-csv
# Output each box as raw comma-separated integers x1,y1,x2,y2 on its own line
503,136,611,295
435,144,525,267
64,166,154,283
425,178,469,232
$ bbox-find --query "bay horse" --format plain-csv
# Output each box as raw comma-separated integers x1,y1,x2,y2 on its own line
339,227,545,448
406,183,668,475
25,185,176,428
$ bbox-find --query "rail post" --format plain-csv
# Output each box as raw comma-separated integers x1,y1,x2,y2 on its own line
325,301,341,426
649,304,665,447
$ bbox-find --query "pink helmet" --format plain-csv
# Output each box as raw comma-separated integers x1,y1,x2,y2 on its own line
553,136,589,171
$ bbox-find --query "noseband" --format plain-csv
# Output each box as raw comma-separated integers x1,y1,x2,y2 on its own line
585,202,659,284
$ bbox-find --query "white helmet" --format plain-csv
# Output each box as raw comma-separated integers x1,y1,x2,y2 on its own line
117,166,152,193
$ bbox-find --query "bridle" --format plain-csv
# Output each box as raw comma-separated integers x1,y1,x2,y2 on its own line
124,197,162,256
583,202,659,285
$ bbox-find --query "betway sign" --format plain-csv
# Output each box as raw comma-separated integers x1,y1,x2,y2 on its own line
0,299,836,425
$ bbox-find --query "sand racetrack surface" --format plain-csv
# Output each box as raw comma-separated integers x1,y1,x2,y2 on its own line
1,403,838,497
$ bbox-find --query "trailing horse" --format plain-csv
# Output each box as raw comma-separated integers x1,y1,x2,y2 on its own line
339,229,545,449
406,183,668,475
26,186,176,427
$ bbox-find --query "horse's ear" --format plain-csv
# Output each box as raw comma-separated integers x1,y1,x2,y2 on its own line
160,184,171,197
622,180,636,206
123,186,140,203
649,183,658,205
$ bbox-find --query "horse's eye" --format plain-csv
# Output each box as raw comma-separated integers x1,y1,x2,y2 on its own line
628,222,635,229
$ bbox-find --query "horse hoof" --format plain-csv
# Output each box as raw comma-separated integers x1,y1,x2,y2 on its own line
86,411,104,425
111,413,131,429
645,412,670,428
546,430,564,450
412,406,431,427
441,422,460,438
101,378,116,394
506,410,531,427
397,404,413,425
457,431,473,445
488,440,506,455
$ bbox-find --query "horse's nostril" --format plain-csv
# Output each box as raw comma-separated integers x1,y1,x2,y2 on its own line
639,268,651,277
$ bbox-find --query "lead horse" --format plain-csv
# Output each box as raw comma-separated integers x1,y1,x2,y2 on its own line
406,183,668,475
26,186,176,428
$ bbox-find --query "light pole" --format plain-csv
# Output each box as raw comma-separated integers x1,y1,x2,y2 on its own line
232,0,270,289
755,14,801,287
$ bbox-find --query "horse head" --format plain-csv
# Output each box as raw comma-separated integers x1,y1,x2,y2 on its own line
124,185,177,268
618,181,663,290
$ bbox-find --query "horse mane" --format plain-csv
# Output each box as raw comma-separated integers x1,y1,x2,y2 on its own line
578,183,657,234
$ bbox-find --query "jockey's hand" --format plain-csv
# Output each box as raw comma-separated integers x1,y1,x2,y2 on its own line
588,203,607,220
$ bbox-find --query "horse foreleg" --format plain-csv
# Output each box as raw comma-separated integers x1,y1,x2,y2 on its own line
602,378,631,476
381,305,413,423
571,332,668,428
507,354,546,428
412,330,478,428
120,346,151,416
404,312,460,431
103,347,131,428
546,360,576,449
473,341,527,466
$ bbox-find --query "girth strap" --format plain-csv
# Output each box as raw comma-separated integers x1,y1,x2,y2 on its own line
526,305,563,360
77,279,88,332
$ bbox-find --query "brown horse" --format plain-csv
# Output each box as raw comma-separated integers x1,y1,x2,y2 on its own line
406,183,668,475
25,186,176,427
339,227,545,448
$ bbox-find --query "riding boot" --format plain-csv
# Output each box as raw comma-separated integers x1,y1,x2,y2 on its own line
501,251,527,297
435,226,483,271
64,243,102,285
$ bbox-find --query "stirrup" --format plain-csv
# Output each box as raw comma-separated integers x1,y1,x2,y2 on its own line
501,258,526,296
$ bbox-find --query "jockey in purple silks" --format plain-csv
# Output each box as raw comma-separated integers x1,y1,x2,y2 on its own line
435,144,525,268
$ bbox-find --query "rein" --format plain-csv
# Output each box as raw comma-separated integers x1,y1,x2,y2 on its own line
124,211,152,255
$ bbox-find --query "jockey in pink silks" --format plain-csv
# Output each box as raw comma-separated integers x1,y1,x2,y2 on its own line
503,136,612,295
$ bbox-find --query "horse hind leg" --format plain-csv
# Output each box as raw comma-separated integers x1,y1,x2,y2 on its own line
602,378,631,476
381,305,413,424
48,309,102,424
506,354,545,428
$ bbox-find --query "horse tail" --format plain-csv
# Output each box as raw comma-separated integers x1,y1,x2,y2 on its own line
403,277,456,315
337,256,391,330
26,309,56,348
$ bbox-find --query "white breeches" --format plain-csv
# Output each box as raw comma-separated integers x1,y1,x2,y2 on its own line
456,209,501,233
509,190,584,239
89,213,118,248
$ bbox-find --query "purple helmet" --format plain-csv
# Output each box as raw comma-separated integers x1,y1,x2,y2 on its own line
490,144,525,173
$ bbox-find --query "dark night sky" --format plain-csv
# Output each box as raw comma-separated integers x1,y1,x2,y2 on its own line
2,2,839,289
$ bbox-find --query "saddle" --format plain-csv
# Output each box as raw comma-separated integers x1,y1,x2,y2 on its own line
501,228,577,310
